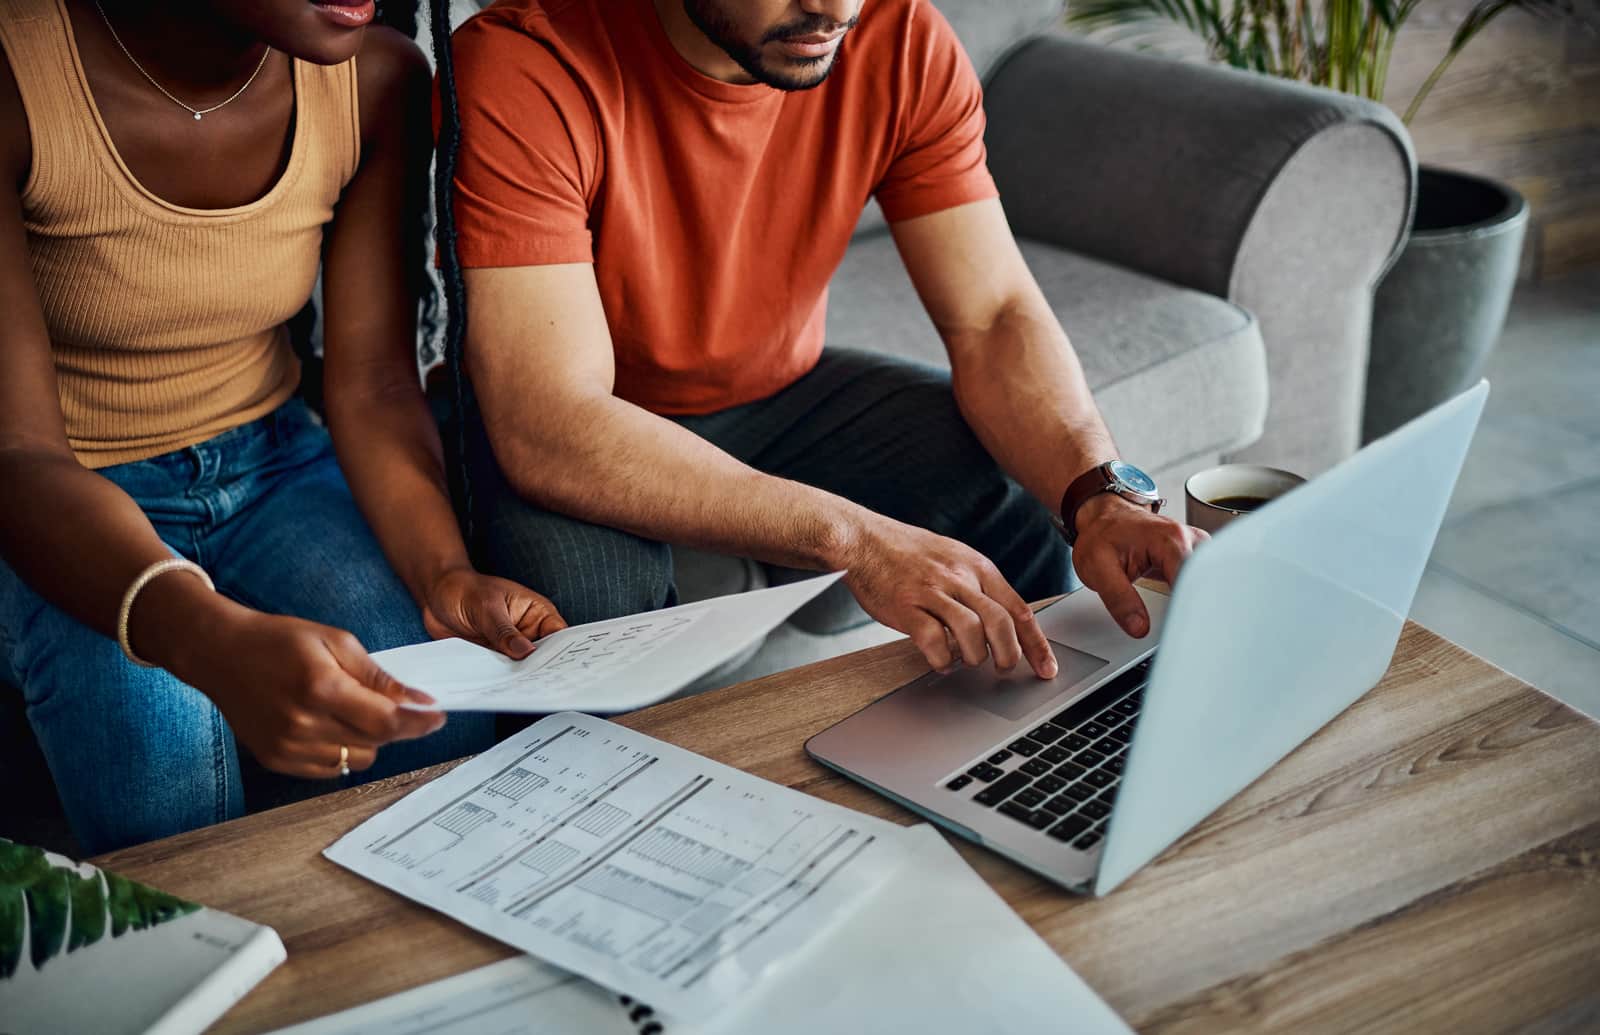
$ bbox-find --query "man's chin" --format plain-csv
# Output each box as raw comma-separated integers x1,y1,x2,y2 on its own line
754,53,836,91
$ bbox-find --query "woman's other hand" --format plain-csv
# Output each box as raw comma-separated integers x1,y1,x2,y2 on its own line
421,568,568,659
197,611,445,780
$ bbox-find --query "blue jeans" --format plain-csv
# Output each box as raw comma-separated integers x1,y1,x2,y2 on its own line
0,400,494,854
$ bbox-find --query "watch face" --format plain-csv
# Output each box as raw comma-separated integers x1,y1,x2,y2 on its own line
1107,460,1157,497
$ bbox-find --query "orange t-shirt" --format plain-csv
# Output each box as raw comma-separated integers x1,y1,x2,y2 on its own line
448,0,997,415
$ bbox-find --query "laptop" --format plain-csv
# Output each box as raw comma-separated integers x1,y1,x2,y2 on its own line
806,382,1488,895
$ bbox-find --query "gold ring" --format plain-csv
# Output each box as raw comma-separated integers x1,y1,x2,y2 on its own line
338,744,350,777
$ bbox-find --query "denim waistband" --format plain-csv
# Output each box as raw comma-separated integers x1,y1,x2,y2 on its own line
96,398,327,528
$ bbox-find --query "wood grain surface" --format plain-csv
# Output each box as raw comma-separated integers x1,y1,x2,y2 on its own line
95,622,1600,1034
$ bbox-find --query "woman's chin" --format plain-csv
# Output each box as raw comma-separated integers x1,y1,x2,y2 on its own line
219,1,372,66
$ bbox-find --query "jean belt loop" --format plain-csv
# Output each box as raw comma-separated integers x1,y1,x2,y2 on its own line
193,440,221,486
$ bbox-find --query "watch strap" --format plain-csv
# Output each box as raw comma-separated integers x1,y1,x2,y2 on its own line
1057,463,1115,547
1057,462,1161,546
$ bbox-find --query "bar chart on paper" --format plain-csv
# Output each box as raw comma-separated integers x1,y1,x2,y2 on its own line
325,712,909,1020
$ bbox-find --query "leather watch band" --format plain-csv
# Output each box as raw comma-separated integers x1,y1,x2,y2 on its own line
1057,462,1161,546
1057,463,1117,547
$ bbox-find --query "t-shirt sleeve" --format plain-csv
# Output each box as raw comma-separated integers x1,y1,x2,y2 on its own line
872,2,998,223
440,13,599,268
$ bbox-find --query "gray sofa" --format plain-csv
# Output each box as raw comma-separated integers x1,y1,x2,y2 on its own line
671,4,1416,687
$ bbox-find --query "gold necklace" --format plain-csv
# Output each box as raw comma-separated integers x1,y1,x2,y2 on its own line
92,1,272,121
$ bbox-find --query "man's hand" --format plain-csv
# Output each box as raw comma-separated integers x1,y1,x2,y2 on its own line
1070,494,1208,637
421,568,569,659
839,514,1059,678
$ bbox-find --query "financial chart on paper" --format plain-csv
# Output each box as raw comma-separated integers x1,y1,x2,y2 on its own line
435,612,704,709
327,714,904,1018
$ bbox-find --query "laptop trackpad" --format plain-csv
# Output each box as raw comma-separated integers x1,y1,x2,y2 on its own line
930,640,1110,721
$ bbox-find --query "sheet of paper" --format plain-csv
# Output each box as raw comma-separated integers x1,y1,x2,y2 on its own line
263,956,636,1035
374,573,844,713
323,711,909,1022
693,824,1134,1035
299,825,1129,1035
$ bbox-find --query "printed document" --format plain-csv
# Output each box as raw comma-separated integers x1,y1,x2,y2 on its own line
264,956,635,1035
323,711,909,1022
374,573,844,712
294,825,1131,1035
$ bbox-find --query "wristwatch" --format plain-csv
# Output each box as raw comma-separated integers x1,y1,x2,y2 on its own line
1053,460,1164,546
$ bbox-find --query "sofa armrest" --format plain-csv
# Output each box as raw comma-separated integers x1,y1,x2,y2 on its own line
984,33,1415,475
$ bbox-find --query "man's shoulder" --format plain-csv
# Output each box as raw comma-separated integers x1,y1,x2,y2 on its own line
848,0,952,54
454,0,613,81
455,0,608,57
831,0,970,92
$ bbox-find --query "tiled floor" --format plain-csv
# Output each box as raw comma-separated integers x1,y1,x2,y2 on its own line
1409,268,1600,720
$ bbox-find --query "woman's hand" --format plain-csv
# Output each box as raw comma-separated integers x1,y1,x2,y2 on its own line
191,610,447,780
420,567,568,659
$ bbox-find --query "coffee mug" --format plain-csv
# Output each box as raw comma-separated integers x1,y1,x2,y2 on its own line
1184,464,1306,534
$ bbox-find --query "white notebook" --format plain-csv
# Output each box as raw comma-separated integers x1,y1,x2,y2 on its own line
0,839,286,1035
278,824,1130,1034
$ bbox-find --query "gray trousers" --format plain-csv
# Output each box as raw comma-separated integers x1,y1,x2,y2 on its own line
464,349,1073,626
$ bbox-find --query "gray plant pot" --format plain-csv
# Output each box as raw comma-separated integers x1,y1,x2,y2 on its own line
1363,166,1529,442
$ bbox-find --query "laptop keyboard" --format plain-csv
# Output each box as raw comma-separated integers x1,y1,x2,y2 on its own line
943,657,1150,852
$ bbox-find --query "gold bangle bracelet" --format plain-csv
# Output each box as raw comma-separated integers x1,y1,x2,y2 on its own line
116,558,215,668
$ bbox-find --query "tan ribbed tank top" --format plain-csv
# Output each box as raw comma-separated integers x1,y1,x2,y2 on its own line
0,0,360,468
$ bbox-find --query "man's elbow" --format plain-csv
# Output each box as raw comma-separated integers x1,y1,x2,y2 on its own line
477,395,607,513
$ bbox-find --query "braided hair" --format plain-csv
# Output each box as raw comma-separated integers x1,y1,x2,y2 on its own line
427,0,476,544
291,2,442,415
375,1,470,542
376,1,444,372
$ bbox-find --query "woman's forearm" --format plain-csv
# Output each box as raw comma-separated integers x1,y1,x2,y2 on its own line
0,446,248,673
323,384,478,607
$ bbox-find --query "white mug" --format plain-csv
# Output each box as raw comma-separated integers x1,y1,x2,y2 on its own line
1184,464,1306,534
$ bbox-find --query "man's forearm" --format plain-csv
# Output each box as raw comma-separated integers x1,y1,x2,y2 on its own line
483,390,872,572
948,295,1120,514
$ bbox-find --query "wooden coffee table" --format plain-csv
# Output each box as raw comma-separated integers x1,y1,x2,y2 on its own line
96,620,1600,1033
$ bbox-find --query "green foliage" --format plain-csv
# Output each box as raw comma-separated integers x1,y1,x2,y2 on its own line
24,871,68,971
105,873,199,939
0,840,201,979
1066,0,1592,121
0,885,24,980
66,871,106,953
0,841,50,979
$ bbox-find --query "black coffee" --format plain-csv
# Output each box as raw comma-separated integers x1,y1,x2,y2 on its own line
1210,495,1271,512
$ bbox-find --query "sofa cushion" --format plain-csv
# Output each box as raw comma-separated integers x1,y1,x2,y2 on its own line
824,232,1268,470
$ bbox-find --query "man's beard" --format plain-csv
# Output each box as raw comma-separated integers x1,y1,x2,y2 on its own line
682,0,856,91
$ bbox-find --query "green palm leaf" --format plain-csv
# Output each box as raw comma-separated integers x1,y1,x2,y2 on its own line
0,885,23,980
0,840,201,978
24,870,69,971
66,870,107,953
0,841,52,979
1066,0,1597,121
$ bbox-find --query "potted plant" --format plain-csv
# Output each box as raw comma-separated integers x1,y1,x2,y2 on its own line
1064,0,1593,440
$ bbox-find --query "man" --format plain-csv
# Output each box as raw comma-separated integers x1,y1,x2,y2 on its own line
442,0,1207,679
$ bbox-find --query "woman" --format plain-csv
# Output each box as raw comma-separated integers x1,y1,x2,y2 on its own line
0,0,566,854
